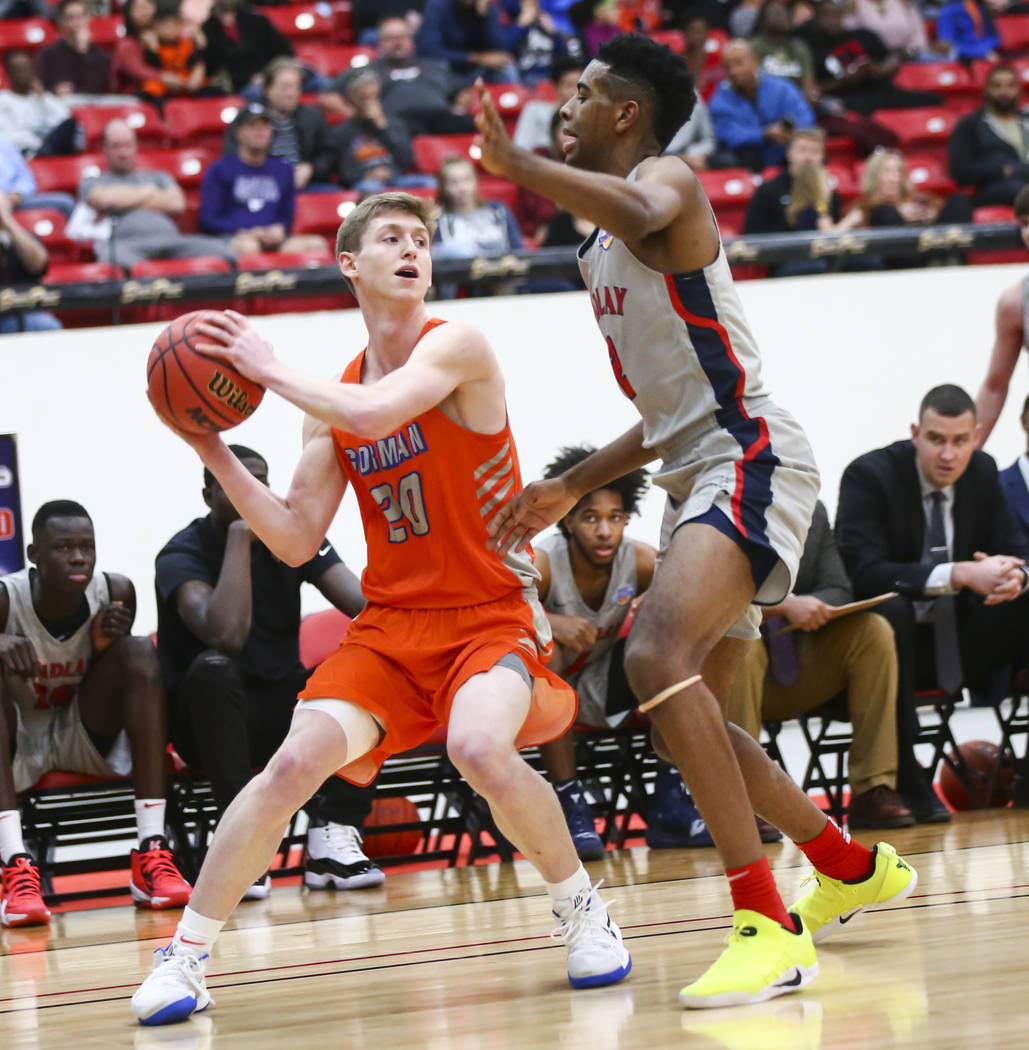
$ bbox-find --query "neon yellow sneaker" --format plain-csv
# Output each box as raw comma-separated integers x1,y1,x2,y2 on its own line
790,842,918,944
679,910,818,1009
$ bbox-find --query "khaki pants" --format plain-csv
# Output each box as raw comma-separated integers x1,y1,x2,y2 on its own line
726,612,899,797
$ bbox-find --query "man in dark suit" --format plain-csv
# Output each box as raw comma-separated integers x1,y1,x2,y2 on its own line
836,384,1029,822
998,393,1029,537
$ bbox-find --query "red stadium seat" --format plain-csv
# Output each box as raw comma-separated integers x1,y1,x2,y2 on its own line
478,176,518,215
135,147,214,189
293,191,360,237
650,29,686,54
15,208,89,263
294,42,375,76
71,102,167,150
971,56,1029,88
894,61,973,96
869,107,957,157
299,608,352,669
28,152,106,193
697,168,760,227
973,205,1016,224
896,153,958,195
826,162,860,203
412,134,482,174
0,18,56,55
469,82,530,123
88,13,125,48
330,0,353,44
163,96,246,151
43,261,123,283
261,5,334,43
997,14,1029,54
130,256,233,278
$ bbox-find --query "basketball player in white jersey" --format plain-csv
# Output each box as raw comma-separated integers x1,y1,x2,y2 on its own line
477,33,918,1008
0,501,191,928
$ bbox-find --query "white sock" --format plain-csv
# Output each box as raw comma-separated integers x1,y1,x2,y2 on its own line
546,863,592,914
0,810,26,864
135,799,166,844
172,906,226,958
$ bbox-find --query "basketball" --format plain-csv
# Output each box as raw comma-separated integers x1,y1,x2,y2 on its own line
939,740,1016,810
146,310,265,436
363,797,423,858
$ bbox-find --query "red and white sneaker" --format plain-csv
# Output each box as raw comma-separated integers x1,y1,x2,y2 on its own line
130,836,193,909
1,854,51,928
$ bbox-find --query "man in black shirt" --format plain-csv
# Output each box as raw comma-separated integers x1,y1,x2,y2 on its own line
0,188,61,335
156,445,380,898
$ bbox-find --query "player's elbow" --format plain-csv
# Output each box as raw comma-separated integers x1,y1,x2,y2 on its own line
342,397,397,440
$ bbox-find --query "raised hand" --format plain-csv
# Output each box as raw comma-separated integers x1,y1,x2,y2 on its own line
474,79,519,178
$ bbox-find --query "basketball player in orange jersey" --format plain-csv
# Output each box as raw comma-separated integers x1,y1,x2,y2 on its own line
475,33,918,1008
131,191,631,1027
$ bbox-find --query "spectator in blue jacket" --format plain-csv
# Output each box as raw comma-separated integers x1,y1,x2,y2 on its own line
709,39,816,171
936,0,1000,61
0,136,75,217
416,0,521,84
198,104,327,257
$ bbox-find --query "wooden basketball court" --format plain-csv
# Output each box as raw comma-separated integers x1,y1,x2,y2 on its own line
2,810,1027,1050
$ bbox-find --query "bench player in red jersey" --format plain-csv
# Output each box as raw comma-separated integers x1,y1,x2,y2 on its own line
131,191,631,1026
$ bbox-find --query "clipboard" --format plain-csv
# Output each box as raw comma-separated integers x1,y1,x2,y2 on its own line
772,592,898,634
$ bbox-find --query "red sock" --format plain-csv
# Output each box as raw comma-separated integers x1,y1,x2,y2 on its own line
726,856,792,929
797,818,874,882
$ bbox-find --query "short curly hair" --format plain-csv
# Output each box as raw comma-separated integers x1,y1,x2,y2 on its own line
543,445,650,537
594,33,697,152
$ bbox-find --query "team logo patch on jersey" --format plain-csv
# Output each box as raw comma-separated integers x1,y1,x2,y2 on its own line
597,230,614,250
614,584,636,605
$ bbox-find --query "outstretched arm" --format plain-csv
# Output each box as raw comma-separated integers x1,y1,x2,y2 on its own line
976,284,1025,448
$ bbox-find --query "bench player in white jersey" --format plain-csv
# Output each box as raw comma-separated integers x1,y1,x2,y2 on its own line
0,500,191,928
477,32,918,1008
535,445,717,858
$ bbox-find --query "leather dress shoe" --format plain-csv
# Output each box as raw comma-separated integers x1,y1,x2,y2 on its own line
900,776,952,824
847,785,916,829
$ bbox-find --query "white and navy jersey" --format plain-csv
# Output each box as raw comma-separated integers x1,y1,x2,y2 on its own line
1,567,110,738
537,532,637,683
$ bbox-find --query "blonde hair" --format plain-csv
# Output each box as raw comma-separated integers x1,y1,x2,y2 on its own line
860,149,911,208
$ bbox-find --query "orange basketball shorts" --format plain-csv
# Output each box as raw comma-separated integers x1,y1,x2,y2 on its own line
297,591,577,786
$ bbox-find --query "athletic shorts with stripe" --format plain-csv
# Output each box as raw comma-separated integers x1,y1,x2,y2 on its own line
298,591,577,786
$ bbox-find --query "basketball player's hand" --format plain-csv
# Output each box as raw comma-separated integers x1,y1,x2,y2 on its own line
0,633,39,677
487,478,577,555
194,309,275,385
145,387,224,455
474,78,519,177
92,601,132,651
550,614,598,652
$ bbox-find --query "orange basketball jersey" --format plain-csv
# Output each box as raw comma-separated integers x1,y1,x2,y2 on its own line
331,319,543,611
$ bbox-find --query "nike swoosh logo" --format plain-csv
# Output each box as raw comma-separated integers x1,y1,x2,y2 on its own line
774,969,804,988
319,545,331,556
142,802,163,808
839,913,856,925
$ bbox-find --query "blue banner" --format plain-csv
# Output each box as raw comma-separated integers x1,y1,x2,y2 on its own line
0,435,24,576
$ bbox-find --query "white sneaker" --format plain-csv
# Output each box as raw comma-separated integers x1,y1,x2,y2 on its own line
304,823,386,890
242,873,271,901
551,881,632,989
131,946,213,1026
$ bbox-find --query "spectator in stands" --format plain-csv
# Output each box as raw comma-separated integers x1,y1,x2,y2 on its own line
502,0,570,86
320,70,435,194
709,39,816,171
0,189,61,334
751,0,819,105
513,55,582,152
0,500,192,928
35,0,112,98
567,0,620,61
836,148,974,235
0,0,49,17
350,0,426,43
0,134,76,216
203,0,293,95
533,447,732,857
0,51,80,158
325,15,476,137
433,153,523,256
224,58,329,192
109,0,160,96
79,118,236,269
798,0,942,117
849,0,936,59
836,384,1029,822
416,0,520,85
742,127,842,273
198,103,326,256
949,65,1029,208
663,94,716,171
936,0,1000,61
999,392,1029,536
156,446,382,899
136,0,210,106
726,501,914,830
681,12,723,102
977,187,1029,447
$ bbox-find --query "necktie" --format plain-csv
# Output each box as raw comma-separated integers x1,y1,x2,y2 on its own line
764,616,800,688
928,490,963,694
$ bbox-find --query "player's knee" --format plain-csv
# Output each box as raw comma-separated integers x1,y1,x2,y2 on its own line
623,634,703,698
447,728,512,790
112,635,161,679
261,743,324,803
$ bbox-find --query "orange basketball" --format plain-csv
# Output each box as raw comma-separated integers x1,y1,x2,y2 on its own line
146,310,265,436
939,740,1016,810
363,797,423,858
